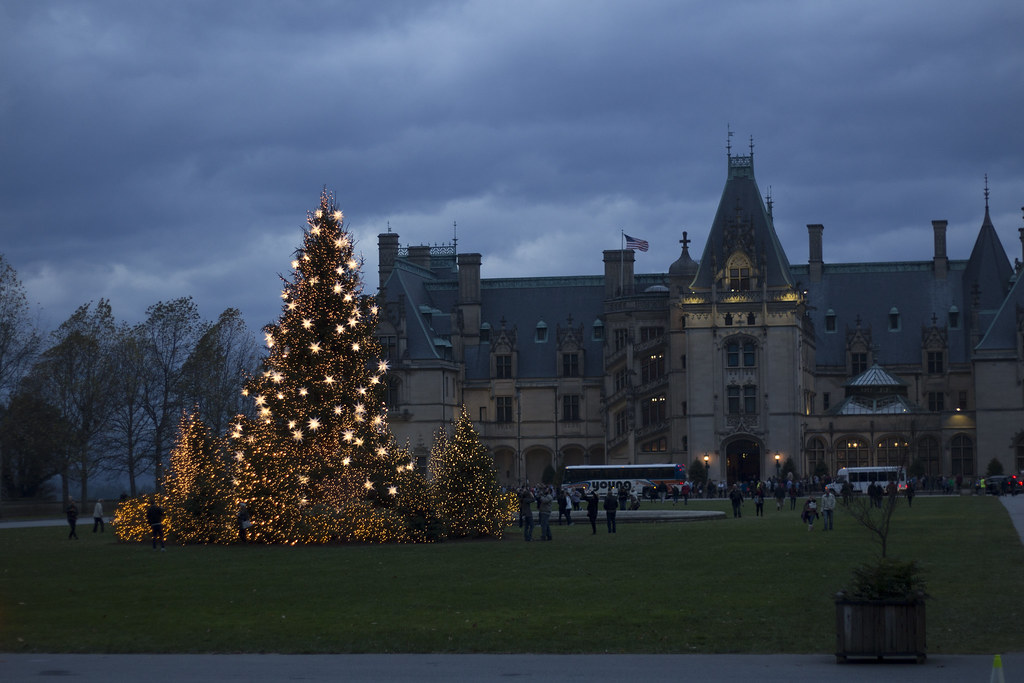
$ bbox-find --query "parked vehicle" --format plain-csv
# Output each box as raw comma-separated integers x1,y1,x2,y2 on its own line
985,474,1023,495
830,466,907,494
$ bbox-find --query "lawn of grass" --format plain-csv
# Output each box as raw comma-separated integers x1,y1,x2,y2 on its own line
2,496,1022,654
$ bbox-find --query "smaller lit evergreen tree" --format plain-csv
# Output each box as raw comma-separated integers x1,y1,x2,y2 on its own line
428,407,505,538
163,410,235,544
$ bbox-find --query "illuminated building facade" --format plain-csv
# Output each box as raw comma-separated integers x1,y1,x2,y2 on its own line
376,152,1024,486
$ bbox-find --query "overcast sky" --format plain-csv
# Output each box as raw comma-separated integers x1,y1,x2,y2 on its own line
2,0,1022,336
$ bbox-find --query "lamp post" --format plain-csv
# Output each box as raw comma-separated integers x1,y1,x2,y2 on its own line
775,453,781,480
703,454,710,482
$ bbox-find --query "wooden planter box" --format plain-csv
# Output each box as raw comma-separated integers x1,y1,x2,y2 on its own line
835,594,926,663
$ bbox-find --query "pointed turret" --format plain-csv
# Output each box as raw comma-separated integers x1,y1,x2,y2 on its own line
690,145,793,293
962,181,1013,345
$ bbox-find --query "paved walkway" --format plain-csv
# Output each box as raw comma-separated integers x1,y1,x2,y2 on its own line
1,652,1021,682
2,496,1022,682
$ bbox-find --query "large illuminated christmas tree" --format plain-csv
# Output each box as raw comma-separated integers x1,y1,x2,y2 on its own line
228,189,429,543
429,407,505,538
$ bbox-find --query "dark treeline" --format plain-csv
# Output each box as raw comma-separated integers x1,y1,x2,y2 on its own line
0,254,262,505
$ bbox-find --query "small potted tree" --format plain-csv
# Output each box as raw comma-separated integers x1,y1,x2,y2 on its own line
835,487,927,663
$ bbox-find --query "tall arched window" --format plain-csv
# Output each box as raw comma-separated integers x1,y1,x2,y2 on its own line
916,436,941,477
806,437,827,474
726,254,752,291
950,434,975,477
877,436,909,467
835,436,869,469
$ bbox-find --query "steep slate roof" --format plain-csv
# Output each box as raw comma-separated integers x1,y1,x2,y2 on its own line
463,276,609,380
384,165,1018,383
962,205,1013,330
975,269,1024,354
800,261,970,367
382,255,612,379
801,200,1015,369
691,153,793,291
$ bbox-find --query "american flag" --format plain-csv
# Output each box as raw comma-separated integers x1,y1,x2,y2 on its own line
624,233,649,252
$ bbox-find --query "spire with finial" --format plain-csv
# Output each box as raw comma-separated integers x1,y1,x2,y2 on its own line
766,185,773,220
984,174,990,210
726,124,733,158
453,220,458,253
669,229,699,280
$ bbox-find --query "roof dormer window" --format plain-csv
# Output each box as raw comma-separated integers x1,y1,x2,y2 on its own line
726,253,752,291
889,306,901,332
948,306,959,329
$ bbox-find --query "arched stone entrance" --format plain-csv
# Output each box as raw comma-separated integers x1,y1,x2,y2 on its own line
492,447,517,488
560,445,586,468
725,438,761,485
524,448,552,486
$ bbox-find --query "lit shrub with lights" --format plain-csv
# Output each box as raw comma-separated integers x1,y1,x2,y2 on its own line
163,411,236,544
113,495,171,543
428,407,506,539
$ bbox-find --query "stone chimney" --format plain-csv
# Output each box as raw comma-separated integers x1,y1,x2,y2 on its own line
807,224,824,282
457,253,482,346
407,245,432,271
603,249,634,299
377,232,400,291
932,220,948,279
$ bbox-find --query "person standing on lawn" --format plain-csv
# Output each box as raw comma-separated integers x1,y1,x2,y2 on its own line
802,496,819,531
66,499,79,540
604,489,618,533
237,503,252,543
92,499,105,533
537,486,554,541
585,489,600,534
729,484,744,518
146,496,166,550
820,488,836,531
518,486,535,541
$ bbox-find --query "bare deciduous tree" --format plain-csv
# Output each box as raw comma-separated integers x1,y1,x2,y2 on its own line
29,300,116,505
105,323,154,495
844,485,900,558
138,297,206,489
178,307,261,436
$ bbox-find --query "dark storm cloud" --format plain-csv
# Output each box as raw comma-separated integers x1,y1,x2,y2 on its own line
1,0,1022,335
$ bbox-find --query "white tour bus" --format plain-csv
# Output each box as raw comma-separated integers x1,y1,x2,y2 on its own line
830,466,907,494
562,463,687,499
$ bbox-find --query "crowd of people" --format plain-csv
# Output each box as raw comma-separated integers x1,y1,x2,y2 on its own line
510,471,934,542
62,468,992,546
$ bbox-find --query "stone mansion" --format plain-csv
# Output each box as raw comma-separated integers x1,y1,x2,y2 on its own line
374,151,1024,487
